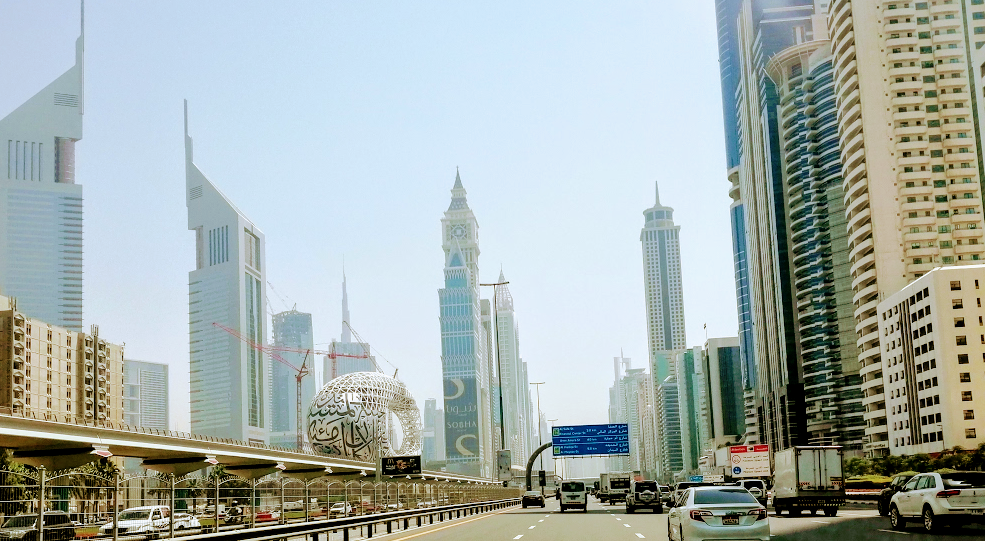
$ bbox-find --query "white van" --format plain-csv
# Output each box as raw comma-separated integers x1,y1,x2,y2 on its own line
559,481,588,512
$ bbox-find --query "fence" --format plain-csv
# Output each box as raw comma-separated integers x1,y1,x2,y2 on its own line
0,465,520,540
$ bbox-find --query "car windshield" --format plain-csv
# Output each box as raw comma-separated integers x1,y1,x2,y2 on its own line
117,510,151,521
693,489,759,505
561,482,584,492
2,516,36,528
942,472,985,489
635,482,658,492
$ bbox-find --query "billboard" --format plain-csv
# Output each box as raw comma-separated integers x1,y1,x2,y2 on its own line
497,450,513,481
444,377,480,461
382,455,422,476
728,444,770,477
551,423,629,457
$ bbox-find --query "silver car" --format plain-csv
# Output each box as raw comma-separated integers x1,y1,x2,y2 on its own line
667,486,770,541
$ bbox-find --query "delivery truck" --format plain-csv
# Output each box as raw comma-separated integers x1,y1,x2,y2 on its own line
772,446,846,517
605,472,632,504
599,473,610,503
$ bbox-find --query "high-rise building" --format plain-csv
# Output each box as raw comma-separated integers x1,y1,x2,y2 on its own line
764,32,864,448
422,398,447,466
494,273,534,467
827,0,985,455
269,309,314,449
0,9,85,330
0,295,124,422
480,298,500,452
185,102,269,444
655,377,684,483
675,346,708,475
123,359,169,430
877,266,985,455
438,171,490,477
323,277,377,382
702,338,745,450
607,353,633,472
728,171,758,434
640,182,687,356
731,0,819,452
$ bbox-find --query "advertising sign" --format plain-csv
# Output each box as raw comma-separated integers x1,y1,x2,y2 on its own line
728,444,770,477
497,450,513,481
551,424,629,457
689,475,703,482
382,455,421,476
444,377,480,461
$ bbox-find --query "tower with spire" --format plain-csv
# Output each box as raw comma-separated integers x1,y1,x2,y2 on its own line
323,273,376,382
438,169,491,477
0,3,86,329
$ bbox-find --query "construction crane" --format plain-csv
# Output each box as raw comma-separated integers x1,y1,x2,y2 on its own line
211,322,375,447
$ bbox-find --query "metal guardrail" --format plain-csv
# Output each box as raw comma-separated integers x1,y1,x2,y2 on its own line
174,498,520,541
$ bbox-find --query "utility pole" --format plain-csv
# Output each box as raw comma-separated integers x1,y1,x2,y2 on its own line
529,382,545,494
479,280,509,461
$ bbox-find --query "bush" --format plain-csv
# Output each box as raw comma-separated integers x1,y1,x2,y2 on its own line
845,475,892,489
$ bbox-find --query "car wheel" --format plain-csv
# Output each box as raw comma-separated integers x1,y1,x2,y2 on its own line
522,504,527,508
877,499,888,517
823,507,837,517
923,506,942,533
890,505,906,531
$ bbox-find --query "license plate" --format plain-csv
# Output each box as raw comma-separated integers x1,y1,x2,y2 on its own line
723,516,740,525
970,509,984,515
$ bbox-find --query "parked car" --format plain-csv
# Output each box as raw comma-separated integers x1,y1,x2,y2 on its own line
99,505,170,536
522,490,545,508
667,486,769,541
889,471,985,533
330,502,354,517
172,512,201,530
625,480,663,514
878,472,916,516
0,512,75,541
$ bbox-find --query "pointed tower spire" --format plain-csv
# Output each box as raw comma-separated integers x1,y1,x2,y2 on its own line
654,181,661,206
448,168,469,211
454,166,463,189
341,266,351,344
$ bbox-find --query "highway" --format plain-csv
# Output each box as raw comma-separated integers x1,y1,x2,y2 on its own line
324,498,985,541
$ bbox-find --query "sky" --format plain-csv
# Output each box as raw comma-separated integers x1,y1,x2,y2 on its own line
0,1,735,433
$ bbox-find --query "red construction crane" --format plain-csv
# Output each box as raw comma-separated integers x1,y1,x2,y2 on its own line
211,322,376,448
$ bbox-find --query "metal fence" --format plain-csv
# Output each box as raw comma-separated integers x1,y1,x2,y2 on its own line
0,466,519,540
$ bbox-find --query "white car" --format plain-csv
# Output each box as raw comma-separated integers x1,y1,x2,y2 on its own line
329,502,353,517
889,471,985,533
98,505,170,537
667,486,769,541
172,512,201,530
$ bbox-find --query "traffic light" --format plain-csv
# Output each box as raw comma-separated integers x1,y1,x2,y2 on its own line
538,470,546,487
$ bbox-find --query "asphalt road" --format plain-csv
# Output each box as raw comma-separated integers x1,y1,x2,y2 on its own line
324,498,985,541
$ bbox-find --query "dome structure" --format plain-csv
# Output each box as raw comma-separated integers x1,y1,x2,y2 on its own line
307,371,422,460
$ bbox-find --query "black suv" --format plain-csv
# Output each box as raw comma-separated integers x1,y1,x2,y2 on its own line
625,480,663,513
0,511,75,540
878,472,916,516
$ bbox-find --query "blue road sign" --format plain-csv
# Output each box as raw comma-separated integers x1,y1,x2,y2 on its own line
733,466,742,475
689,475,703,482
550,423,629,457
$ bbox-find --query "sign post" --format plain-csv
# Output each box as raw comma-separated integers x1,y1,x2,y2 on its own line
728,444,770,478
497,450,512,482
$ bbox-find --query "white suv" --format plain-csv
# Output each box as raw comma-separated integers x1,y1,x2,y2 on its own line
889,471,985,533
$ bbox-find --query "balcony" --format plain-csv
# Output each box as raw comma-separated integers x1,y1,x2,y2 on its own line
953,228,983,239
954,244,984,255
907,261,938,274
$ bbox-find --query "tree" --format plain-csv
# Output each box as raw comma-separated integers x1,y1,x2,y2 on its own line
970,443,985,471
872,454,904,476
903,453,933,474
845,457,873,477
0,450,33,516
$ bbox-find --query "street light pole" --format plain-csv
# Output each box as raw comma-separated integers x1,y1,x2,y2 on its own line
529,382,546,484
480,280,509,461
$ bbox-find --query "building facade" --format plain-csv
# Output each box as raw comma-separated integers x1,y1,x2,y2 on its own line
0,10,85,330
655,377,684,483
438,171,490,477
323,276,377,383
185,102,269,444
877,265,985,454
702,338,745,450
827,0,985,455
123,359,168,429
675,346,709,475
640,182,687,357
495,272,534,467
270,309,314,449
0,295,124,423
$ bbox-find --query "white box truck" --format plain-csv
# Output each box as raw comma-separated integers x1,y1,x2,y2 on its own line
772,446,846,517
605,472,632,504
599,473,610,503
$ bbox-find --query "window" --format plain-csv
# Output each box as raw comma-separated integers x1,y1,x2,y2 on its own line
955,317,966,327
952,281,962,290
959,353,969,364
968,429,978,438
957,336,968,345
954,299,965,308
963,391,974,401
244,230,261,270
961,373,972,382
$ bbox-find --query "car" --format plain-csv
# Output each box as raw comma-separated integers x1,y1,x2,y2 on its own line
667,482,714,508
667,486,769,541
99,505,170,536
522,490,546,508
878,472,916,516
330,502,354,517
0,512,75,541
172,512,201,530
733,479,768,507
660,486,672,504
559,481,588,513
889,471,985,533
626,480,663,514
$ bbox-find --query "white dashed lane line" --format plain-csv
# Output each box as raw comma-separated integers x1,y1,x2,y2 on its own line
877,530,910,535
635,534,645,539
623,524,631,528
538,520,544,522
513,536,523,540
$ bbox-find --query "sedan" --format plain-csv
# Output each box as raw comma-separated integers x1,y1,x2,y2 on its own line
522,491,546,508
668,486,770,541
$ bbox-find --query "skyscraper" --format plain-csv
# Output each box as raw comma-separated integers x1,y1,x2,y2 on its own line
185,102,269,444
495,271,532,467
0,7,85,330
640,182,687,356
675,346,708,475
655,377,684,483
827,0,985,455
123,359,169,430
269,309,314,449
323,276,376,382
438,171,490,477
607,353,633,473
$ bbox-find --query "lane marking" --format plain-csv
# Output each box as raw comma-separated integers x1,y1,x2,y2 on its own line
513,536,523,540
811,520,830,524
635,534,645,539
528,525,536,530
877,530,910,535
616,518,622,521
368,506,513,541
538,520,544,522
623,524,631,528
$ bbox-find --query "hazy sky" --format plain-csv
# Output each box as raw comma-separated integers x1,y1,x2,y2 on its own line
0,1,734,433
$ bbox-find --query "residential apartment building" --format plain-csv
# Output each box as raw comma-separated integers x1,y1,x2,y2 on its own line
185,102,269,444
827,0,985,454
0,294,124,423
0,10,85,330
877,265,985,454
123,359,168,429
